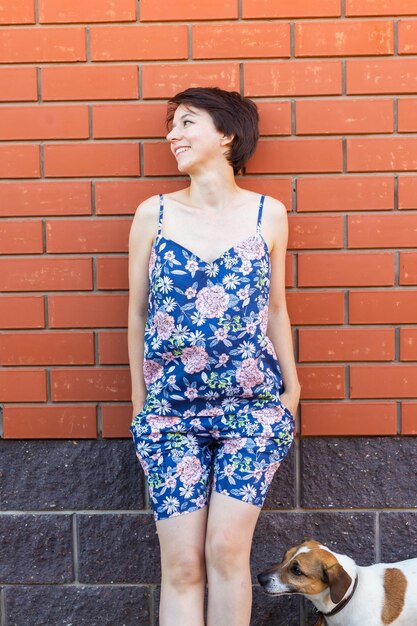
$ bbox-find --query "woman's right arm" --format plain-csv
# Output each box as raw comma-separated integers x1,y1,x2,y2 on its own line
128,196,159,416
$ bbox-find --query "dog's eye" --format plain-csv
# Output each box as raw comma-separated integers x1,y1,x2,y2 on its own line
290,563,303,576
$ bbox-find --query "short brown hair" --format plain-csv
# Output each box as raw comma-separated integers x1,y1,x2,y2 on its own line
166,87,259,175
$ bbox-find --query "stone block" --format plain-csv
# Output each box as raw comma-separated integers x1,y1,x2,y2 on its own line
263,445,296,510
4,585,150,626
0,440,145,511
77,513,160,584
301,437,417,508
380,512,417,562
0,514,73,583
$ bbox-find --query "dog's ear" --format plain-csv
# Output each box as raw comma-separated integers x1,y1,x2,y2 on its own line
322,563,352,604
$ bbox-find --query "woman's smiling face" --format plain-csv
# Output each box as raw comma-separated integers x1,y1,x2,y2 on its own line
166,104,232,174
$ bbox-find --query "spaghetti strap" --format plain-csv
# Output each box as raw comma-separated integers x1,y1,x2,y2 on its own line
256,194,265,232
157,193,164,237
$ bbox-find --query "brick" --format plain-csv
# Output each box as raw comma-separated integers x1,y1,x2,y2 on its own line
0,67,37,101
302,437,417,508
0,145,39,178
296,20,393,57
288,215,343,249
102,404,134,437
44,144,140,177
351,365,417,398
93,103,166,139
96,257,128,290
0,515,73,583
91,25,187,61
296,98,393,134
287,292,344,325
299,328,395,362
0,258,92,292
243,0,341,18
257,101,292,136
140,0,238,20
95,180,185,215
380,512,417,563
400,329,417,360
48,294,128,328
349,214,417,248
399,176,417,209
0,332,94,366
347,58,417,94
0,296,44,329
39,0,136,23
142,63,239,98
0,105,89,141
98,331,128,365
298,366,345,399
398,98,417,132
193,23,290,59
299,252,394,287
46,219,130,253
0,0,35,23
0,220,43,254
0,182,91,217
0,440,144,509
42,66,138,101
301,402,397,436
402,403,417,435
3,405,97,439
0,27,86,63
247,139,343,174
238,178,293,211
400,252,417,285
297,175,394,212
399,20,417,54
244,61,342,97
346,0,417,15
51,368,131,401
347,137,417,172
350,290,417,323
142,142,178,176
4,586,149,625
0,370,47,402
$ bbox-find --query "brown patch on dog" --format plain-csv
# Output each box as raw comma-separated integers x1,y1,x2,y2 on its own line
381,568,407,625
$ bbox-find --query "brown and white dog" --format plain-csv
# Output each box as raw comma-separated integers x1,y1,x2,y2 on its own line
257,540,417,626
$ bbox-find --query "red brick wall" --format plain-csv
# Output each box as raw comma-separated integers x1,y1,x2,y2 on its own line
1,0,417,440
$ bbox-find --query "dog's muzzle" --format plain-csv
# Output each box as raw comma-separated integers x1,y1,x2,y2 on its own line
257,571,293,595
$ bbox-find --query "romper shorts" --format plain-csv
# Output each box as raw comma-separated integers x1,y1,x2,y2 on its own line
130,403,294,522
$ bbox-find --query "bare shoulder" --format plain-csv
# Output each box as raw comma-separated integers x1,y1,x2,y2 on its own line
263,194,288,222
262,195,289,251
129,194,161,244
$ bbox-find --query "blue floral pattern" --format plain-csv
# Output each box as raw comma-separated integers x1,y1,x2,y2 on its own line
130,193,294,520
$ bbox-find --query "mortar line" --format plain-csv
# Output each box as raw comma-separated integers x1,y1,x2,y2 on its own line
375,511,381,562
72,513,79,583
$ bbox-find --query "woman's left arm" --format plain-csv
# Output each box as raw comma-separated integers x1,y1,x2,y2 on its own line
265,197,301,416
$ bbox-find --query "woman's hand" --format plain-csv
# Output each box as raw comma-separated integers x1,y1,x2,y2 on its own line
280,388,300,418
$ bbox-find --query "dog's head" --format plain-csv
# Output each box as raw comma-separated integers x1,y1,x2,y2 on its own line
257,540,353,605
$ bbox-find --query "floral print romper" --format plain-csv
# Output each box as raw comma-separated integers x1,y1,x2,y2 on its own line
130,193,294,521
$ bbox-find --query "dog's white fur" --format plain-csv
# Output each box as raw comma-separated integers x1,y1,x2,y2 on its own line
258,540,417,626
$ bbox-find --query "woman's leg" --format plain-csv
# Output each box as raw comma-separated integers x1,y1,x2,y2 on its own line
205,492,261,626
156,506,209,626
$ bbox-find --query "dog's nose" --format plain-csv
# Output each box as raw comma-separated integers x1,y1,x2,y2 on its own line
257,571,270,586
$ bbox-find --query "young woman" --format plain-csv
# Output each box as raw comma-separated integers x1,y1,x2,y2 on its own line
128,87,300,626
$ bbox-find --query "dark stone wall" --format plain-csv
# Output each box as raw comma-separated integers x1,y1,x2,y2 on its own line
1,437,416,626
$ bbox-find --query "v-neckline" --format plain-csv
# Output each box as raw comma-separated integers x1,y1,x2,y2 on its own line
154,232,269,266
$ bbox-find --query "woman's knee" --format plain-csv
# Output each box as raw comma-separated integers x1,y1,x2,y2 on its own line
161,547,206,590
205,528,249,577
